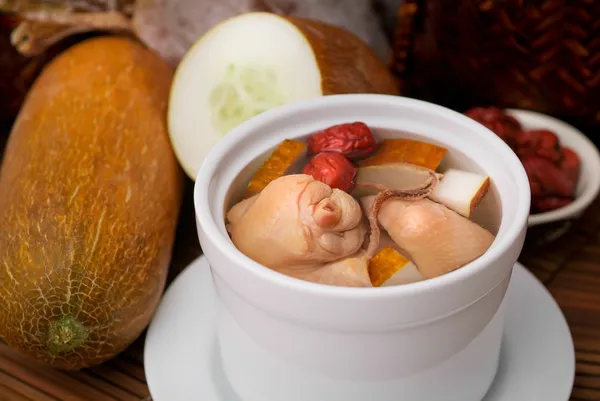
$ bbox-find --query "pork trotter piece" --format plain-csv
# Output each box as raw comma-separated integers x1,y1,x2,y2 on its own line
227,174,367,276
361,196,495,279
303,251,372,287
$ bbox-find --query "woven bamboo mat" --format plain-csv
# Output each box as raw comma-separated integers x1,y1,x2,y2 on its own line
1,179,600,400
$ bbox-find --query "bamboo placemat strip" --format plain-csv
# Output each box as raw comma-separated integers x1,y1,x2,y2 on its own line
0,382,43,401
0,370,58,401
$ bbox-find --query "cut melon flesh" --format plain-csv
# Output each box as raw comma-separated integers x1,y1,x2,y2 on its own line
168,12,398,180
383,263,424,286
169,13,322,179
429,169,490,218
368,246,424,287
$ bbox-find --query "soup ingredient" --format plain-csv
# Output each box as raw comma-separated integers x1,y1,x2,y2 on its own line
368,247,424,286
561,148,580,183
303,152,357,193
303,251,372,288
361,197,495,279
0,36,183,369
307,122,377,160
465,106,521,149
533,197,573,213
228,166,439,287
521,156,575,198
168,12,398,180
227,174,367,271
353,162,442,197
358,138,448,170
516,129,561,162
244,139,306,199
355,163,489,219
465,106,581,214
428,169,490,218
363,172,439,259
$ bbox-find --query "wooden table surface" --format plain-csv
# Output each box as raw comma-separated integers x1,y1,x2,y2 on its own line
1,177,600,400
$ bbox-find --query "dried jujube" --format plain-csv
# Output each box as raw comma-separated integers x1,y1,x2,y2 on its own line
303,152,357,193
516,129,561,162
532,196,573,213
465,106,581,213
521,156,575,198
307,122,378,160
465,106,521,149
560,147,581,183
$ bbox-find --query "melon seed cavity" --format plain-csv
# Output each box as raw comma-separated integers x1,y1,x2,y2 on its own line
209,64,286,135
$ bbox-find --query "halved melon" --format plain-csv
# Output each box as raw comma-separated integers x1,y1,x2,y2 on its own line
168,12,398,180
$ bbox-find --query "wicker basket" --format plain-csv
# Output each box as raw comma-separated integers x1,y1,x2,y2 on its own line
391,0,600,134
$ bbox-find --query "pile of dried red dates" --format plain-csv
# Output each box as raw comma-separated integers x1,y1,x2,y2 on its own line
466,107,580,213
303,122,376,193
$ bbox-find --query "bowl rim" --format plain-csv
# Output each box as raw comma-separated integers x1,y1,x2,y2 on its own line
506,108,600,227
194,94,531,298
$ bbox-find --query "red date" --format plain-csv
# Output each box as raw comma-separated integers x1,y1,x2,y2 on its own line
466,107,581,214
521,156,575,198
307,122,378,160
529,180,544,198
465,107,522,149
560,147,580,183
303,152,357,193
532,196,573,213
516,129,561,162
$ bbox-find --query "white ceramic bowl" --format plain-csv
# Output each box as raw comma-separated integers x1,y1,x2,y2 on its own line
194,94,531,401
505,109,600,227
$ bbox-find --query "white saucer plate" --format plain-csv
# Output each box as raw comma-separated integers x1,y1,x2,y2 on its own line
144,257,575,401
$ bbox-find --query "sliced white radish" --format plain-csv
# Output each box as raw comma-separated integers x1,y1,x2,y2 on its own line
429,169,490,218
368,246,425,287
168,12,398,180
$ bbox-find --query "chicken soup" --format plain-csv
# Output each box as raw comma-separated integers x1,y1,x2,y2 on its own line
225,122,499,288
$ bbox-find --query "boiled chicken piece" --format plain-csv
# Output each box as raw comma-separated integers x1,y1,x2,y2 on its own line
361,196,495,279
227,174,367,275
